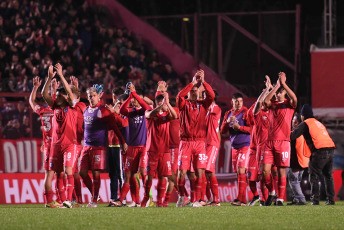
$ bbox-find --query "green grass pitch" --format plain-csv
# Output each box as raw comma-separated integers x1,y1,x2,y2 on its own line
1,202,344,230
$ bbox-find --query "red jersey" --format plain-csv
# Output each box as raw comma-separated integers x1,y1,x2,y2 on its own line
52,104,78,146
254,109,269,145
177,82,215,140
246,104,257,149
34,105,54,146
146,111,171,153
74,101,87,144
169,107,180,148
267,99,295,141
206,103,221,147
108,112,128,146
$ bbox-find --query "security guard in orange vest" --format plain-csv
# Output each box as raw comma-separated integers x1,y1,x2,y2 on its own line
290,104,336,205
287,113,310,205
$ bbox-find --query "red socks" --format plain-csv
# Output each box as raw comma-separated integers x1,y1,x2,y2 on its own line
157,178,167,203
57,174,66,202
66,175,74,201
260,180,268,201
238,173,247,203
129,177,137,203
45,190,54,204
209,176,219,203
119,182,130,202
178,178,186,196
190,178,196,202
263,173,274,193
201,173,207,201
278,176,286,200
74,176,82,203
195,177,203,201
249,181,258,196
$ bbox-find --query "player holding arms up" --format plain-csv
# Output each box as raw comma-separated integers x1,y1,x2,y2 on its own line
113,84,152,207
79,86,127,208
141,92,177,207
176,69,215,207
262,72,297,206
29,76,58,207
42,63,79,208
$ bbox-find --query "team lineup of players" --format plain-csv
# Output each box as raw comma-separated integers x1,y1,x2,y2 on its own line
29,63,298,208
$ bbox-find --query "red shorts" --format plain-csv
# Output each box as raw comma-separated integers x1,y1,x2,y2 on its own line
256,143,266,173
205,145,219,173
179,140,206,171
80,146,106,170
247,148,259,181
231,146,249,173
124,146,146,173
73,144,83,174
50,144,77,172
170,147,180,174
263,140,291,167
147,152,172,177
43,144,51,171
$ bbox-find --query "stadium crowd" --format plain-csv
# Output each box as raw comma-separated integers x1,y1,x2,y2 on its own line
0,0,190,138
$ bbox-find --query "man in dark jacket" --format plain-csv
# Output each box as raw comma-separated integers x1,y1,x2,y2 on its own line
290,104,336,205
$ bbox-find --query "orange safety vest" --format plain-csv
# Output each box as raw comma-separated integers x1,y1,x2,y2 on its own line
304,118,336,150
295,135,310,168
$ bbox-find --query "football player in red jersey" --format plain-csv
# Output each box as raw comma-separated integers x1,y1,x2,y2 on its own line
29,76,59,208
42,63,79,208
176,69,215,207
262,72,297,206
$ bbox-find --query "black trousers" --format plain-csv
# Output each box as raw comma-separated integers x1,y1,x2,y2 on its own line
308,148,335,202
107,146,124,200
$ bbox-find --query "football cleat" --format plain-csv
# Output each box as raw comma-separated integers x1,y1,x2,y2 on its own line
45,201,60,208
325,200,335,205
112,200,124,207
248,195,260,206
265,194,277,206
207,201,221,207
276,200,284,206
72,202,84,208
63,200,72,208
86,202,97,208
192,201,203,207
199,200,207,206
231,200,246,206
126,202,138,207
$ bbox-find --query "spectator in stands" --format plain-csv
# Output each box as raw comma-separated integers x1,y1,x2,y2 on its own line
2,119,23,139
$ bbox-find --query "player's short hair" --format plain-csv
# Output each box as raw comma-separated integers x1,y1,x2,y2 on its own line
118,93,129,102
155,94,164,103
112,87,124,95
293,112,302,123
70,85,80,98
277,86,286,93
232,93,243,100
86,87,98,95
56,86,67,95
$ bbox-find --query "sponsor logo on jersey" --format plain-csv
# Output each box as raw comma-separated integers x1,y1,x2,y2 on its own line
63,108,68,113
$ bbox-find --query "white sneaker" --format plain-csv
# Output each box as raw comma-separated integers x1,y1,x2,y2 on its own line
126,202,137,207
176,196,185,207
192,201,203,207
86,202,97,208
63,200,72,208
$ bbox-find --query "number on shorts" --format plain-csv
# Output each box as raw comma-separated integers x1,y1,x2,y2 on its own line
95,155,100,162
282,152,289,159
199,154,207,161
67,152,71,159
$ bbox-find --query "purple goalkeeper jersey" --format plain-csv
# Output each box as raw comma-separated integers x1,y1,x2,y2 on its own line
127,107,147,146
